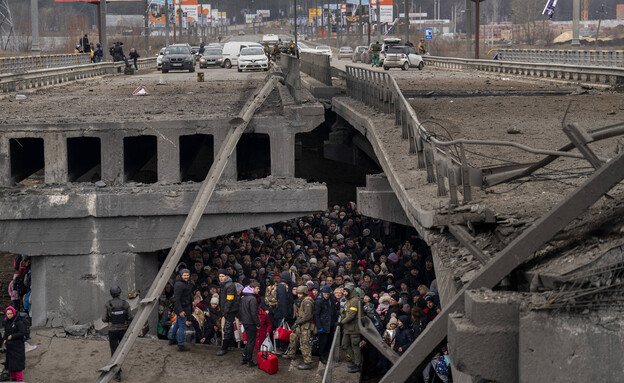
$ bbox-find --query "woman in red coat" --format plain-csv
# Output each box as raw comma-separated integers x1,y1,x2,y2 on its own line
254,306,273,351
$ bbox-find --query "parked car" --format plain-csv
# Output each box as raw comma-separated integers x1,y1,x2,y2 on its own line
221,41,263,69
262,34,279,45
237,46,269,72
297,42,315,54
161,44,195,73
380,37,402,65
156,47,166,70
352,45,367,62
315,45,333,60
383,46,424,71
338,46,353,60
198,47,223,68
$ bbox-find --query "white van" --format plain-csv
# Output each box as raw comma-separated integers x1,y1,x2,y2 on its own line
221,41,263,69
262,34,279,44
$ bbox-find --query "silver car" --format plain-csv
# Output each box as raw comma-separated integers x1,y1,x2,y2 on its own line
198,47,223,68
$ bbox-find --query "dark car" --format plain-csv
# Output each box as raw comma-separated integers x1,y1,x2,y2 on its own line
161,44,195,73
198,47,223,68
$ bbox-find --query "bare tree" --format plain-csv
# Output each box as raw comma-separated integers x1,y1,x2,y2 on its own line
511,0,543,44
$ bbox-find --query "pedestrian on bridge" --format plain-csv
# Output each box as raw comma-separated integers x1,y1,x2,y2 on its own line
371,41,382,68
103,286,133,381
129,48,140,72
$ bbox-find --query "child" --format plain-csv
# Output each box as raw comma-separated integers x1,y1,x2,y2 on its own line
3,306,26,381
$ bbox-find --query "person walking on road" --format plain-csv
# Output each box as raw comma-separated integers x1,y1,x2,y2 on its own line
371,41,382,68
169,269,193,352
217,269,239,356
282,285,315,370
103,286,133,381
418,39,427,55
239,281,261,367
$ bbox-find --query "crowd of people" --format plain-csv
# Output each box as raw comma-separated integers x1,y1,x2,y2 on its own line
157,203,452,382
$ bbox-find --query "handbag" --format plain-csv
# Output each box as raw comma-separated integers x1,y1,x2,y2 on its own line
274,319,292,343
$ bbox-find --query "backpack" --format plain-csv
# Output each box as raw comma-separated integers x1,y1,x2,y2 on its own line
435,355,450,376
13,255,21,271
264,282,286,309
14,274,26,298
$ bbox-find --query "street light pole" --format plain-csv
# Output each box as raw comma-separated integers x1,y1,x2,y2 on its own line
572,0,580,49
31,0,40,55
404,0,410,43
294,0,299,57
144,0,150,57
165,0,169,46
178,2,182,43
465,0,472,59
100,0,107,60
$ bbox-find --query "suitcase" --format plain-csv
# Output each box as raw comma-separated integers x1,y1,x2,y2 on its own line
258,351,279,375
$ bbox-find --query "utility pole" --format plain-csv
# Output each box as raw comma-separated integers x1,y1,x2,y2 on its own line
404,0,410,43
474,0,481,59
465,0,472,59
595,4,605,47
336,0,339,47
30,0,40,55
165,0,169,46
178,1,183,44
572,0,580,49
359,0,362,40
100,0,107,60
294,0,299,58
144,0,150,57
376,0,381,40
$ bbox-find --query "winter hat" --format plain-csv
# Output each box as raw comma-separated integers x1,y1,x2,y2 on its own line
210,296,219,305
379,295,391,305
398,315,410,326
309,258,317,264
218,269,228,276
388,253,399,264
362,228,371,236
388,313,398,325
5,306,15,316
322,285,332,293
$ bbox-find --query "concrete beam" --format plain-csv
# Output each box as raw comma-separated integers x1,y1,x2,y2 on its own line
357,174,412,226
0,180,327,255
0,137,9,187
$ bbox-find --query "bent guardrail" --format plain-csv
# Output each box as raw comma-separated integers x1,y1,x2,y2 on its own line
496,49,624,68
321,321,342,383
344,64,622,207
0,53,91,74
0,58,156,93
424,56,624,86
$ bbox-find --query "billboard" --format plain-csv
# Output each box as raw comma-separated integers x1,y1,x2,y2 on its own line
56,0,141,2
372,0,394,23
257,10,270,18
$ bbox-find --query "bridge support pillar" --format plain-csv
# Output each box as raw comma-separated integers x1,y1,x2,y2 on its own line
31,251,159,329
269,126,295,177
157,133,181,183
101,135,124,185
214,129,237,180
0,137,9,187
44,134,68,184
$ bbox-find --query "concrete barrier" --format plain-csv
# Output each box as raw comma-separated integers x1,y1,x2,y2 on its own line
278,54,302,104
497,48,624,67
300,51,332,86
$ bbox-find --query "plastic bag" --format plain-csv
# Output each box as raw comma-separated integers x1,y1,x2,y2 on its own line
261,336,274,352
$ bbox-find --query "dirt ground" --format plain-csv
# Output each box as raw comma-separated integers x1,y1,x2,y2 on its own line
22,329,322,383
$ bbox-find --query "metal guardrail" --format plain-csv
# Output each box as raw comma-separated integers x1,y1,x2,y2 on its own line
0,58,156,93
321,321,342,383
344,63,620,206
497,49,624,68
425,56,624,86
0,53,91,74
300,51,332,86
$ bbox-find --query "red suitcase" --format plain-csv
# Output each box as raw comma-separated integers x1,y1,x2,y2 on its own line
258,351,279,375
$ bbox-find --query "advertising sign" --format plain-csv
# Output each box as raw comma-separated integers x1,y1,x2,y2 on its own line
257,10,271,17
379,0,393,23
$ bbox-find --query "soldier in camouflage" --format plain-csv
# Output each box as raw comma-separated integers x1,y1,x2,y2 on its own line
337,283,362,374
282,285,316,370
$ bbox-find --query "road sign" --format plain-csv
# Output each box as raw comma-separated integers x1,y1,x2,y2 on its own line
425,27,433,40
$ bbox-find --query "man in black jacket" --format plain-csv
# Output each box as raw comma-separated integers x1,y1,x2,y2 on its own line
239,281,261,367
103,285,133,381
217,269,239,356
169,269,192,352
314,285,337,364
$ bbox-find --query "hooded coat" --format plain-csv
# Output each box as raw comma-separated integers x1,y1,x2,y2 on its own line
239,286,261,327
3,307,26,372
274,271,293,324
